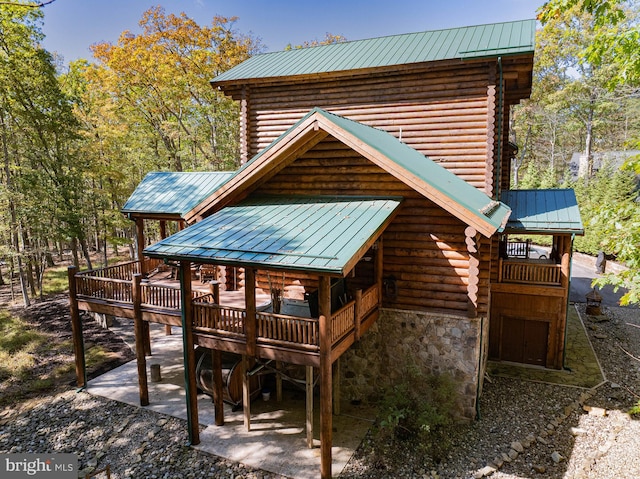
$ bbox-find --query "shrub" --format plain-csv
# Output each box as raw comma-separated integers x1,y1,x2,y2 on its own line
373,362,458,462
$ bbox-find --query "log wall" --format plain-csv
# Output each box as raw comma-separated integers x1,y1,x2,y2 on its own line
244,64,494,191
255,138,489,315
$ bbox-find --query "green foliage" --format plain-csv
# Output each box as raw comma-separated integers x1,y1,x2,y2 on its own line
373,363,458,462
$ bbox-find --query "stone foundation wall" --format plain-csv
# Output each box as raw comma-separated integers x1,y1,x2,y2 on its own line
339,308,487,420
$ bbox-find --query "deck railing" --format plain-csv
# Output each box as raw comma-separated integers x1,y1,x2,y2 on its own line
191,284,380,351
257,312,320,350
74,259,204,311
499,259,562,286
77,258,162,281
76,276,133,302
192,300,246,337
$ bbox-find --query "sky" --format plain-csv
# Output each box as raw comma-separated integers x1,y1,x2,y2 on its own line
40,0,543,64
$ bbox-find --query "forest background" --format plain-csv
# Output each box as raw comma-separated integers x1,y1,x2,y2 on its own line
0,0,638,307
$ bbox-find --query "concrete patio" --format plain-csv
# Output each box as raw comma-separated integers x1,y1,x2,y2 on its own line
86,317,376,478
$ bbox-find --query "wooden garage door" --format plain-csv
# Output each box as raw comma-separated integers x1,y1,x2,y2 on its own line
501,316,548,367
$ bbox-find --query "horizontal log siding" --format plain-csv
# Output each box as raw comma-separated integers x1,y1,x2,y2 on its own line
246,64,491,190
255,139,484,315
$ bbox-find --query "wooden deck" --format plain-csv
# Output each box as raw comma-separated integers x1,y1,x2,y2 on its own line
69,259,380,367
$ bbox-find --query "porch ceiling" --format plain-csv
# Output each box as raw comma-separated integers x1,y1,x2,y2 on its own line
144,195,402,276
501,189,584,235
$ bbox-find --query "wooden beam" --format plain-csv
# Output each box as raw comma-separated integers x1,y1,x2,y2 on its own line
306,365,314,448
245,268,257,357
242,354,251,431
318,275,333,479
135,217,146,275
67,266,86,389
132,274,149,406
212,348,224,426
333,358,341,416
180,261,200,445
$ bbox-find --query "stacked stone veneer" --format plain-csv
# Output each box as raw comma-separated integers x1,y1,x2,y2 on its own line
339,308,487,421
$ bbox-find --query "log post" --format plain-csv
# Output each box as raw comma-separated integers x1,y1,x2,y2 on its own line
180,261,199,445
306,365,314,448
354,289,362,342
319,275,333,479
242,354,251,431
210,281,220,304
132,274,149,406
375,238,383,307
245,268,256,357
276,360,283,402
333,358,341,416
212,348,224,426
135,217,146,275
67,266,86,389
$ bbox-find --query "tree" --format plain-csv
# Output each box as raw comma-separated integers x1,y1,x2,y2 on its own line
539,0,640,305
90,7,261,173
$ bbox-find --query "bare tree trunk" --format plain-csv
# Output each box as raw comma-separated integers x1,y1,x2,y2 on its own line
70,237,80,269
584,95,596,176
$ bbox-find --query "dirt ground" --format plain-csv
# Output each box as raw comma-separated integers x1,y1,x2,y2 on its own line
0,276,135,410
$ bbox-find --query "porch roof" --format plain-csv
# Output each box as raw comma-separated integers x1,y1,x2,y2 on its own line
144,195,402,276
501,189,584,235
122,171,233,218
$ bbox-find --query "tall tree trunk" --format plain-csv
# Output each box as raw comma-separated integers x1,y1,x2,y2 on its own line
1,107,29,306
584,96,595,176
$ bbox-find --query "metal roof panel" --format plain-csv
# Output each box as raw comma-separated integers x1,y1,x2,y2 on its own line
144,196,402,274
501,189,584,234
212,19,536,84
122,171,233,217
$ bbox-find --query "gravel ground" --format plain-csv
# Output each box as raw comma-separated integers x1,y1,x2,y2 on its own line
1,303,638,479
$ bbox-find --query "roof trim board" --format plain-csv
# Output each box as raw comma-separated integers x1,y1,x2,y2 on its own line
186,108,511,237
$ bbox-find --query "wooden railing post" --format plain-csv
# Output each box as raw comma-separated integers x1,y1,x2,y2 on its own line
354,289,362,342
210,281,220,304
132,274,149,406
68,266,86,389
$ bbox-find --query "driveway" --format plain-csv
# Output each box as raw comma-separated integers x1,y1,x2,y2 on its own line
570,253,631,306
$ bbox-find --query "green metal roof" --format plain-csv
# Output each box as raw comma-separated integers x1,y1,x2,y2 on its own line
212,19,535,85
189,108,511,236
122,171,233,217
145,195,402,275
501,189,584,235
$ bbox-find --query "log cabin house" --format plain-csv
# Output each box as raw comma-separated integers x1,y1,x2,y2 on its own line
68,19,584,478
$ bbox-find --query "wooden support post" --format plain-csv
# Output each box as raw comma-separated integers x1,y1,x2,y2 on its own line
212,348,224,426
306,365,314,448
354,289,362,342
210,281,220,304
242,354,251,431
319,275,333,479
135,217,146,276
276,360,283,402
375,238,383,307
245,268,256,357
180,261,199,445
67,266,86,389
132,274,149,406
333,358,341,416
159,220,167,239
143,321,151,356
